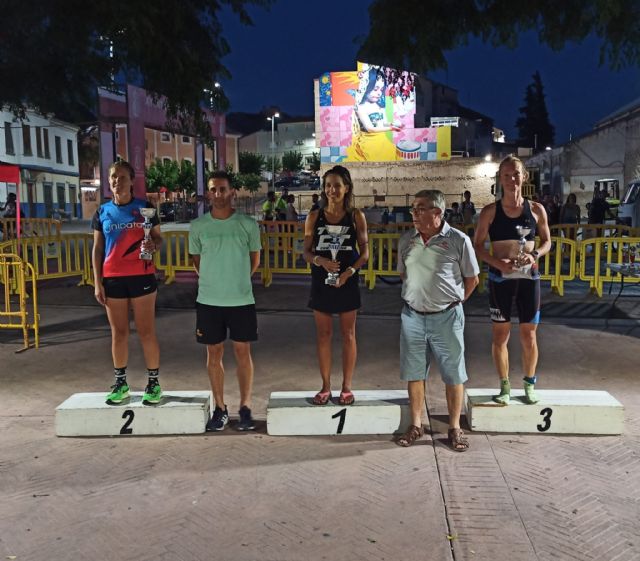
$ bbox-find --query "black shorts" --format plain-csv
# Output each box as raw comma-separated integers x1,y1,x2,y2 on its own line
196,303,258,345
103,274,157,299
489,278,541,324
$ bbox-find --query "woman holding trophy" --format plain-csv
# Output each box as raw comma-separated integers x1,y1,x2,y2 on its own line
474,156,551,406
92,161,163,405
303,165,369,406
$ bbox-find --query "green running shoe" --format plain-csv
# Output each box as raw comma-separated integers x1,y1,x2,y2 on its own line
142,380,162,405
523,380,539,404
492,378,511,405
106,379,130,404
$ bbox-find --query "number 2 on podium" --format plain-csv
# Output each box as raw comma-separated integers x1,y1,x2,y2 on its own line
120,410,135,434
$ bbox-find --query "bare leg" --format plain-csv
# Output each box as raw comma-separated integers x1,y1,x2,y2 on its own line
338,310,357,392
445,384,464,429
130,292,159,369
407,380,426,428
105,297,131,368
313,311,333,392
206,343,225,409
232,341,254,409
519,323,539,377
491,322,511,379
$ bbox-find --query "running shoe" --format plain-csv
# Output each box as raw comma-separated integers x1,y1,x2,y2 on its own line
106,379,130,404
142,379,162,405
206,406,229,432
237,405,256,431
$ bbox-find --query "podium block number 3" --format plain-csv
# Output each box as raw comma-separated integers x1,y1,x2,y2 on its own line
120,410,135,434
537,407,553,432
332,408,347,434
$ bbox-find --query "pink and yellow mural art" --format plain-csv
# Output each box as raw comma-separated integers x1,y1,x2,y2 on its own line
318,63,451,164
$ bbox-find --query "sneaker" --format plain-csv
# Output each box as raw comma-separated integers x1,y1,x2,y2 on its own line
206,406,229,432
106,379,130,404
142,380,162,405
492,378,511,405
523,380,540,404
237,405,256,431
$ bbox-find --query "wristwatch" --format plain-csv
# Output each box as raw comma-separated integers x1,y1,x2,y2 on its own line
531,250,540,259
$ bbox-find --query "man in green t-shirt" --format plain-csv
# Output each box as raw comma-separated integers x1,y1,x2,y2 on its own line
189,171,262,432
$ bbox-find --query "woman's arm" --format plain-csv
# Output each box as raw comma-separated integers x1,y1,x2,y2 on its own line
92,230,106,306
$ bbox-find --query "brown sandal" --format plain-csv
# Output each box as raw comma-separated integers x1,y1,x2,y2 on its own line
396,425,424,447
448,428,469,452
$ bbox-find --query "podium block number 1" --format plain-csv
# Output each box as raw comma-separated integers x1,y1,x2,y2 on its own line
331,408,347,434
120,410,135,434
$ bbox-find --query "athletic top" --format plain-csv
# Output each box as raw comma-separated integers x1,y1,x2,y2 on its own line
189,212,261,307
92,198,159,277
488,199,536,242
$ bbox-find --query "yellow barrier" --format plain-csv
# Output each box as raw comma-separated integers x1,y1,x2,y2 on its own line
0,252,39,351
579,236,640,296
0,233,93,287
0,218,61,241
550,223,640,241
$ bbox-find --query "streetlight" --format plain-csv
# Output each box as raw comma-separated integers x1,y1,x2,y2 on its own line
267,112,280,190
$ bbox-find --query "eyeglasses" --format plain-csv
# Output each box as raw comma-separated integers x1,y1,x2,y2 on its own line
409,206,436,215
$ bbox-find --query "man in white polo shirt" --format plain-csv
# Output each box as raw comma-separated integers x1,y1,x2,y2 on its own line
396,189,479,450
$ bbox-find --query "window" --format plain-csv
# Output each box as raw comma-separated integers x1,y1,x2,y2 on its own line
43,129,50,159
182,157,192,164
4,123,14,155
22,124,32,156
115,129,120,141
181,135,192,144
160,132,171,142
162,157,172,165
67,139,74,165
35,127,43,157
55,136,62,164
204,160,210,171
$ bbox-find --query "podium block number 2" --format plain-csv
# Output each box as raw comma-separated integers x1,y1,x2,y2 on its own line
120,410,135,434
332,408,347,434
537,407,553,432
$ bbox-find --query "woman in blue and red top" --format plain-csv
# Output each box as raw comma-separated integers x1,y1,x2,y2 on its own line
92,161,163,405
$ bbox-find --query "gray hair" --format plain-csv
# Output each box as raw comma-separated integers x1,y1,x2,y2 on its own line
414,189,446,212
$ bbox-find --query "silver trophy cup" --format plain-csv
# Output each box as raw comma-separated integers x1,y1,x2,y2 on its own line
324,225,349,286
514,225,531,268
139,207,156,260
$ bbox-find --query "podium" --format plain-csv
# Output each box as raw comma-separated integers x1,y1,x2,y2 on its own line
465,389,624,435
55,391,212,436
266,390,411,436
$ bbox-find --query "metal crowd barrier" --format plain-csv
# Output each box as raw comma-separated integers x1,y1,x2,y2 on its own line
0,218,62,241
579,236,640,297
0,252,39,351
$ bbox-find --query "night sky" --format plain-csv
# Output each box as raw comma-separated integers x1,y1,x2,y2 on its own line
219,0,640,145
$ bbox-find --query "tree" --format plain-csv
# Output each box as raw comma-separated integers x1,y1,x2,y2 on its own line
216,165,261,193
282,150,303,173
146,159,179,192
0,0,269,143
177,160,196,194
309,152,320,172
358,1,640,73
266,156,282,176
238,151,266,175
515,71,555,150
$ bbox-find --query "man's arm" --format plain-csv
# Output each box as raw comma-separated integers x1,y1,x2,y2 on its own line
191,254,200,274
250,251,260,275
463,275,479,301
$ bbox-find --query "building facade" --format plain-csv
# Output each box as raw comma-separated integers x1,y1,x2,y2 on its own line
1,108,80,218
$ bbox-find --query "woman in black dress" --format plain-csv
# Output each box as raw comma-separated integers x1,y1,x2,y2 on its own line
303,165,369,405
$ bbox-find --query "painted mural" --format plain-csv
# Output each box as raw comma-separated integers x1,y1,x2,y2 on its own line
318,62,451,164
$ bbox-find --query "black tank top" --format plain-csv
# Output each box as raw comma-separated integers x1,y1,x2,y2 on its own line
488,199,537,242
312,208,358,271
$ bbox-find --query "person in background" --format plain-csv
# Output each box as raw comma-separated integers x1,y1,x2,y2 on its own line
92,161,163,405
303,165,369,406
310,193,321,212
559,193,581,240
262,191,276,221
461,190,476,227
276,188,289,221
285,194,298,222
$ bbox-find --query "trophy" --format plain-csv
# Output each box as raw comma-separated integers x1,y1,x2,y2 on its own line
504,224,533,279
139,207,156,260
324,225,350,286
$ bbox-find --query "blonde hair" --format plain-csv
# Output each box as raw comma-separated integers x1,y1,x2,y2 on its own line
498,155,529,182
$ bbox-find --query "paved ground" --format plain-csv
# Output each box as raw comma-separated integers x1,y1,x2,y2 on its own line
1,274,640,561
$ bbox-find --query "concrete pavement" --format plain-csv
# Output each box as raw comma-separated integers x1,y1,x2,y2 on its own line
1,275,639,561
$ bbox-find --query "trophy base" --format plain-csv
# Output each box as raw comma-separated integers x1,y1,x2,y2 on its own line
139,251,154,261
325,275,339,286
